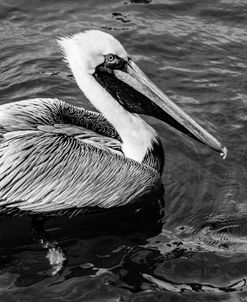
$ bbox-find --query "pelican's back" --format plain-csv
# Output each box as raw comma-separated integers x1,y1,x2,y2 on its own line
0,99,161,215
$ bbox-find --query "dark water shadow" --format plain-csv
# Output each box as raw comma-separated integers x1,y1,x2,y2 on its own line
0,185,247,299
0,187,165,289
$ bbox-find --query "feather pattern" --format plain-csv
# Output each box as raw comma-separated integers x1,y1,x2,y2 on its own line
0,98,161,214
0,98,120,139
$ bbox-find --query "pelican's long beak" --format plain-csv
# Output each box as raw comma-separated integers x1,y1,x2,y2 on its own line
113,59,227,159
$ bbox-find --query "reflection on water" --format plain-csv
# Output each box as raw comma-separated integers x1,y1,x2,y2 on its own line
1,0,247,301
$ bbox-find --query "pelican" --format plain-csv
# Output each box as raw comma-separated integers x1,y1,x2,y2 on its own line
0,30,227,216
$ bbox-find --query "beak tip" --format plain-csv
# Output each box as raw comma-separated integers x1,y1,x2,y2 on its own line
220,146,228,160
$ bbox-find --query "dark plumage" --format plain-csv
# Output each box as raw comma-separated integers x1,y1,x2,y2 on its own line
0,98,162,215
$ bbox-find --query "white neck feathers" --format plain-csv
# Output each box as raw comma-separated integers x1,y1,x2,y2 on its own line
79,74,157,163
59,35,157,163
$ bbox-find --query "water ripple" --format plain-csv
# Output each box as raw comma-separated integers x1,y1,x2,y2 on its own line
1,0,247,301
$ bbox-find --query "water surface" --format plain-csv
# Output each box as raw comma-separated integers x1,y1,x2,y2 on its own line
1,0,247,301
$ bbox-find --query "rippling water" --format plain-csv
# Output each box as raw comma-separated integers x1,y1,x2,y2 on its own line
1,0,247,301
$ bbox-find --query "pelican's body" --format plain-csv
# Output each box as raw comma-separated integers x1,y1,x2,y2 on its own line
0,98,162,214
0,30,226,215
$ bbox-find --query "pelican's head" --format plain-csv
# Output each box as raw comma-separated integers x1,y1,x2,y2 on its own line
58,30,128,74
58,30,227,158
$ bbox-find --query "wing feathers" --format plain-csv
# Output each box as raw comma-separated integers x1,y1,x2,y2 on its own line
0,130,160,213
0,98,161,214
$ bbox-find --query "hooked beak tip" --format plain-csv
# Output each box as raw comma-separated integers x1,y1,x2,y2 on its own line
220,146,228,160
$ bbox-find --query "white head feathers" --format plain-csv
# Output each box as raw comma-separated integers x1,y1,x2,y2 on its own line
57,30,128,74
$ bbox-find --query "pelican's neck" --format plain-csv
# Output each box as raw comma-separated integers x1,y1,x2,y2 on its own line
74,72,158,162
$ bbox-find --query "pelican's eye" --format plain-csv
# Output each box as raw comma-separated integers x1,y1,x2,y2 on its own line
104,54,126,70
106,54,115,63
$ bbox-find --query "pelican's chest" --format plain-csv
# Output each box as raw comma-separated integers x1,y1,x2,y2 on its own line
142,137,164,174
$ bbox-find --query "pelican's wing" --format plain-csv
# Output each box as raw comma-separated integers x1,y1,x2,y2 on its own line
0,123,160,214
0,98,120,140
